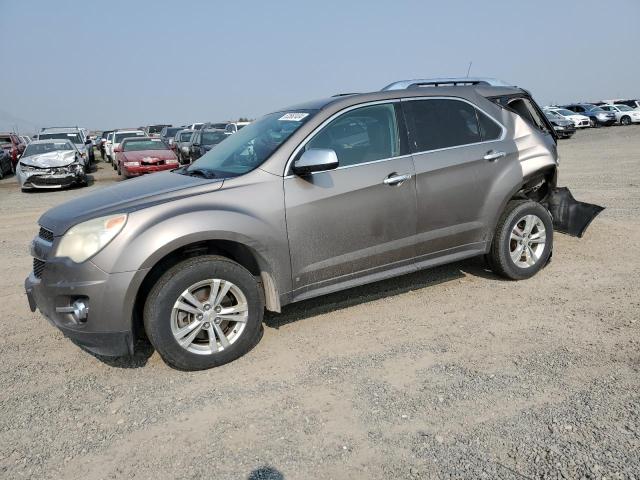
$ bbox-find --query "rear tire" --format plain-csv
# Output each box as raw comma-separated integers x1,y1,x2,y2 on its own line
488,200,553,280
143,255,264,370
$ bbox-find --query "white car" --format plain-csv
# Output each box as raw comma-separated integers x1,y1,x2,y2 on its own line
15,140,86,190
599,104,640,125
37,127,90,167
106,130,145,164
545,107,591,128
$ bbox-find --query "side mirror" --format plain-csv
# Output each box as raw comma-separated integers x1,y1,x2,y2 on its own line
293,148,339,175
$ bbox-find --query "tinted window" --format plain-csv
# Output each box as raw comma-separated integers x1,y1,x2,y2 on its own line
306,103,400,167
404,99,482,152
508,98,549,132
477,109,502,141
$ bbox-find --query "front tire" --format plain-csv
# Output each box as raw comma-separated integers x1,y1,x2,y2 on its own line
621,116,631,126
143,255,264,370
488,200,553,280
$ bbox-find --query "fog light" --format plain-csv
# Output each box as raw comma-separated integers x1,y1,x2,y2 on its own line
56,299,89,323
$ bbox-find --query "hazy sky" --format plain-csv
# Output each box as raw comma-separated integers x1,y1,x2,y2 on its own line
1,0,638,132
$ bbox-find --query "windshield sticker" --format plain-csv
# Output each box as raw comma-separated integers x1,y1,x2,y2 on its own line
279,113,309,122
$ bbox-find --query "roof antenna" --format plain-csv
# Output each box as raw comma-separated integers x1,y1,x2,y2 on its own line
466,61,473,78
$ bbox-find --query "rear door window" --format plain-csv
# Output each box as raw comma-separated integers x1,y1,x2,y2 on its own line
404,98,499,152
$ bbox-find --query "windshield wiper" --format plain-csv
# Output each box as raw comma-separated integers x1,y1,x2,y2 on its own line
185,168,217,179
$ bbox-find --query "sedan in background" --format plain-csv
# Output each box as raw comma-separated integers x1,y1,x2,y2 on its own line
546,107,591,128
188,128,228,162
0,132,27,170
114,137,179,178
15,140,86,190
107,130,146,166
544,110,576,139
561,104,616,127
599,104,640,125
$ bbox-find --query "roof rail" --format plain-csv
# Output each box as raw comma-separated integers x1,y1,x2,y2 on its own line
381,77,513,91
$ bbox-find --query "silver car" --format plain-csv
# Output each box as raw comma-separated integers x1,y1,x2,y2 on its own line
16,140,87,190
25,78,603,370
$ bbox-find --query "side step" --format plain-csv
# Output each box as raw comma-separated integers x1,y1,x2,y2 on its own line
545,187,604,238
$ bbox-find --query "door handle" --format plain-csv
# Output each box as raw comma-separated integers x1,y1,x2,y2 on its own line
484,150,506,161
383,173,412,186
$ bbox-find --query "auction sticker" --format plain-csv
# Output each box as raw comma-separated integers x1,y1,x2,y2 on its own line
279,112,309,121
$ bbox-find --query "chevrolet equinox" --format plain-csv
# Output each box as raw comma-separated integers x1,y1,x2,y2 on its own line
26,78,603,370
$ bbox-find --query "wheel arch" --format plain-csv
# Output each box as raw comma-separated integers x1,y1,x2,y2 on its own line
131,237,282,343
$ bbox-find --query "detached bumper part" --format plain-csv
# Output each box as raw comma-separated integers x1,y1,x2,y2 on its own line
546,187,604,238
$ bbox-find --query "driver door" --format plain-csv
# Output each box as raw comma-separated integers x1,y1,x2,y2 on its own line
284,102,417,301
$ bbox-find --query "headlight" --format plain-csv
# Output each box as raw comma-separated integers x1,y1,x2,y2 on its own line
56,214,127,263
124,161,140,167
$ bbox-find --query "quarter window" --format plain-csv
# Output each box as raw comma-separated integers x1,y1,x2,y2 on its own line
306,103,400,167
477,109,502,141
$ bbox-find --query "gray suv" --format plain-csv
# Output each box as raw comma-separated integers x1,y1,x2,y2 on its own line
25,78,603,370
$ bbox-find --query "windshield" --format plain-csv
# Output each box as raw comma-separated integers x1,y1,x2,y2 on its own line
201,131,227,146
115,131,145,143
587,106,604,112
39,132,82,144
147,125,167,134
184,110,315,178
553,109,574,116
163,127,181,137
615,104,633,111
179,131,193,142
544,111,562,120
123,139,169,151
24,141,74,157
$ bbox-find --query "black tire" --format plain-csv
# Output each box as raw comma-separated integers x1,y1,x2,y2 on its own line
621,116,631,126
590,117,601,128
117,163,121,175
143,255,264,370
488,200,553,280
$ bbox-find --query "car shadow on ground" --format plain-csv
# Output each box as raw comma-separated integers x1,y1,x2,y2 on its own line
264,255,505,329
80,256,504,369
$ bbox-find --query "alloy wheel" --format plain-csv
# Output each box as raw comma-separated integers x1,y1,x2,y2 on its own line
170,279,249,355
509,214,547,268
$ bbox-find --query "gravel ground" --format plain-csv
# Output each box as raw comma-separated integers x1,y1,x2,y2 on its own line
1,127,639,479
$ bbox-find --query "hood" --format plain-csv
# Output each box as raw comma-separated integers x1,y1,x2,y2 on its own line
122,150,177,162
39,170,223,235
21,150,77,168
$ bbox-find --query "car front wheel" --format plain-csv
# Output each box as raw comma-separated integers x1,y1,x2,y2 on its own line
143,255,264,370
488,200,553,280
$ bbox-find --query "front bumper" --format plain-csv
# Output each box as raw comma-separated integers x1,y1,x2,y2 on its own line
17,168,85,189
122,164,176,177
25,237,145,356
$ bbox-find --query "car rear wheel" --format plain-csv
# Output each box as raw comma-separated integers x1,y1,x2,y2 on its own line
621,116,631,126
590,117,600,128
488,200,553,280
143,255,263,370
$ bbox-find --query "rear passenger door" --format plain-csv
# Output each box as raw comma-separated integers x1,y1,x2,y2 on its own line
402,97,516,260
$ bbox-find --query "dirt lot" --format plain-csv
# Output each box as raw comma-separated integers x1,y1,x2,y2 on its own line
1,128,639,479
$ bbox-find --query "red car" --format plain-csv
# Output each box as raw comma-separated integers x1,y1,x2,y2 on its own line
0,133,26,171
114,137,179,178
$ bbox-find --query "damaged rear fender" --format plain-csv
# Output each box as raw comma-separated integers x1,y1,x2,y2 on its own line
544,187,604,238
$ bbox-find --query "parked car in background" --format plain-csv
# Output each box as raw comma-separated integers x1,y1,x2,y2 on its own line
106,129,146,165
185,123,204,131
114,137,179,178
160,126,182,147
544,110,576,138
20,135,32,145
25,77,603,370
188,128,228,162
545,107,591,128
145,124,172,137
15,139,86,190
174,129,195,164
37,127,91,166
224,121,250,134
599,104,640,125
0,132,26,170
561,104,616,127
0,148,12,178
601,99,640,110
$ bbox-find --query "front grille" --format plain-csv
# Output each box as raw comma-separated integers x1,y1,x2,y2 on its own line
33,258,46,278
39,227,54,242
